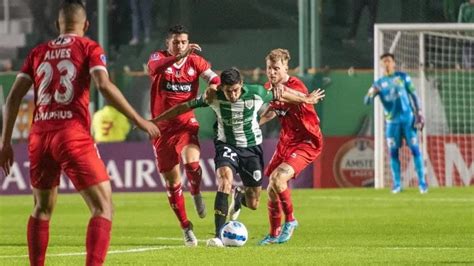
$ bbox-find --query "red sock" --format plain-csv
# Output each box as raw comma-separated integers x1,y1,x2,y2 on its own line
166,183,190,229
86,216,112,266
27,216,49,266
184,162,202,195
278,189,295,222
267,200,282,237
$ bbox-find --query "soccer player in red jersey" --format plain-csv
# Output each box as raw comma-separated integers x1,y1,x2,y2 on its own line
258,49,325,245
0,1,159,265
147,24,220,246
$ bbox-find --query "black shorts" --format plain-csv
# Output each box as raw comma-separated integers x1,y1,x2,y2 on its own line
214,140,264,187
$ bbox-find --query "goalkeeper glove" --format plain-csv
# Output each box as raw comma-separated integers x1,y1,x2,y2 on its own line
414,111,424,131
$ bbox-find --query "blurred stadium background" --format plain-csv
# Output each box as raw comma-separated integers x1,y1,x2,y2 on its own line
0,0,472,193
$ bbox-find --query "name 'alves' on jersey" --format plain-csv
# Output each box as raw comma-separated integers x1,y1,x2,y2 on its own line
19,34,108,133
373,71,417,123
147,51,217,131
188,84,274,148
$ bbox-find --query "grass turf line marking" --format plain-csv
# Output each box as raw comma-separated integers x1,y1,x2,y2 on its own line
1,245,472,259
309,196,474,203
0,246,186,259
155,236,207,242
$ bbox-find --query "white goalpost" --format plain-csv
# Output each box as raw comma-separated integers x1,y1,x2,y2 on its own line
373,23,474,189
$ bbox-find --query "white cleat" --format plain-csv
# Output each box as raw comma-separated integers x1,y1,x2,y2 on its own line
419,183,428,194
391,186,402,194
183,222,198,247
229,207,241,221
229,187,243,221
192,193,206,218
206,237,224,247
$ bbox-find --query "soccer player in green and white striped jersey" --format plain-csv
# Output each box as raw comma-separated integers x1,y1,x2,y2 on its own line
152,68,320,247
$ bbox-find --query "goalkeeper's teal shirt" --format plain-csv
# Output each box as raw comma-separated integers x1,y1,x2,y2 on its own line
369,71,420,123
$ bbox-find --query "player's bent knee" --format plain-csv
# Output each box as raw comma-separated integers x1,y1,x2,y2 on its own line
269,180,287,194
267,187,278,201
217,167,233,189
91,200,113,219
216,168,233,193
270,173,288,193
33,204,55,219
217,181,232,193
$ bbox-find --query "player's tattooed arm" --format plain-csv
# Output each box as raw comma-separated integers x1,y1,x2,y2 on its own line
259,105,277,126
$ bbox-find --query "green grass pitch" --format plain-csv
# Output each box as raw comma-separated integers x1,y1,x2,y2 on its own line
1,187,473,265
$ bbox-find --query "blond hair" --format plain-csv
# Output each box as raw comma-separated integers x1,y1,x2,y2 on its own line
265,49,291,66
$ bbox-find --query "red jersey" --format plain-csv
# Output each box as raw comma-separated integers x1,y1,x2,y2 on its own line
265,76,321,144
147,50,218,133
19,34,107,133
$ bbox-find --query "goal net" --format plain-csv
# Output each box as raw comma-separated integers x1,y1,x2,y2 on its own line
373,24,474,189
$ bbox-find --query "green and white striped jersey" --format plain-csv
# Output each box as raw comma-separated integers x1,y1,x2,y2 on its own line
187,84,273,147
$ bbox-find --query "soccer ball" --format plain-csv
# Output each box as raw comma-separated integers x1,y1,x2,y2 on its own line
219,221,248,247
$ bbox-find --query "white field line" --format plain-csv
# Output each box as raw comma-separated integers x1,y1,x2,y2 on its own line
309,195,474,203
1,244,472,259
155,236,207,242
0,245,186,259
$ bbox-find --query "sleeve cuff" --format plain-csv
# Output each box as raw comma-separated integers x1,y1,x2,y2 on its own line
89,65,109,76
17,72,32,81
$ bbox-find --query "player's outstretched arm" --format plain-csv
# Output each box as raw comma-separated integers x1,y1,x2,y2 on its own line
91,70,160,139
150,102,192,123
364,86,379,105
0,76,32,176
151,95,209,123
277,85,325,104
259,106,277,126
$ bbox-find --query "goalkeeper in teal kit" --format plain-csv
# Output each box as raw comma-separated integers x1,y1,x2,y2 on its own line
365,53,428,194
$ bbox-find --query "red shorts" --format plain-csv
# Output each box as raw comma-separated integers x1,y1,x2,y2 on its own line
265,138,322,178
153,125,200,173
29,127,109,191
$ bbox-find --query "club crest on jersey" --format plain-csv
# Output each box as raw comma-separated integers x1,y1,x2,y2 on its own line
150,53,160,61
394,77,402,85
166,67,173,74
100,54,107,65
244,100,254,109
187,67,196,76
253,170,262,181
